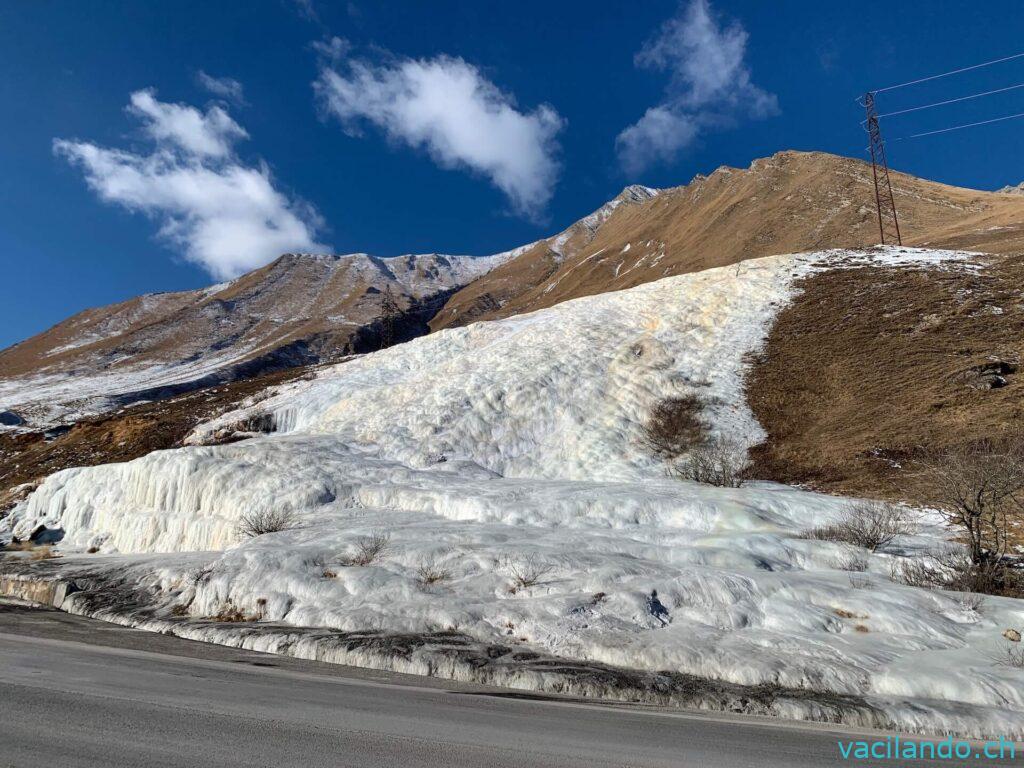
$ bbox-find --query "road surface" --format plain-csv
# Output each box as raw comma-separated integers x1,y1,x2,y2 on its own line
0,603,1016,768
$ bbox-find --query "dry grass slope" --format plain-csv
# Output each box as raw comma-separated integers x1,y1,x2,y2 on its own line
746,253,1024,506
433,151,1024,331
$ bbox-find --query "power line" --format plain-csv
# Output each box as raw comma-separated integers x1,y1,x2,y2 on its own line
893,110,1024,140
872,51,1024,94
877,81,1024,118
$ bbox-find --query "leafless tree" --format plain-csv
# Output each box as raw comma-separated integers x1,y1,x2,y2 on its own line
917,438,1024,567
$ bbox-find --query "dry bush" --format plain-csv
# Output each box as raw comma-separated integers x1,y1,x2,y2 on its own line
911,437,1024,596
673,437,747,488
917,437,1024,567
415,557,453,589
644,396,705,458
890,550,1021,597
833,551,869,572
955,592,986,613
236,508,299,539
890,556,945,589
350,532,391,566
802,500,917,552
1002,643,1024,668
506,555,554,591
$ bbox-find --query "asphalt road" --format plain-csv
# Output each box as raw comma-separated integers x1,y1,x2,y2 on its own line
0,603,1018,768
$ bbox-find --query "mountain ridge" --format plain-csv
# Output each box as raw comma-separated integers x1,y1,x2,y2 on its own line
3,149,1023,431
430,150,1024,330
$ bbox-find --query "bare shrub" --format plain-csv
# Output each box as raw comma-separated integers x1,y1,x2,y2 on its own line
673,437,747,487
415,557,453,589
802,500,917,552
506,555,554,591
237,508,299,539
833,551,869,572
999,643,1024,667
917,437,1024,568
644,396,705,458
939,551,1001,594
890,550,1018,597
955,592,986,613
350,532,391,566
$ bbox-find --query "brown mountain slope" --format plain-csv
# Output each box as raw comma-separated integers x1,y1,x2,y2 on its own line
0,251,510,427
432,150,1024,331
746,250,1024,508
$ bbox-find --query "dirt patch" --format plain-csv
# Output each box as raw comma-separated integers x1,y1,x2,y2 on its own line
746,254,1024,504
0,366,312,502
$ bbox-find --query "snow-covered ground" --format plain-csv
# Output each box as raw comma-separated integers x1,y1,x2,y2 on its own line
5,247,1022,737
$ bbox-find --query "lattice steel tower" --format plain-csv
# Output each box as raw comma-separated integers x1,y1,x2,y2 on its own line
862,91,902,246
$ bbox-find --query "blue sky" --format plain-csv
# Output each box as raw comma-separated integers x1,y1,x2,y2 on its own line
2,0,1023,348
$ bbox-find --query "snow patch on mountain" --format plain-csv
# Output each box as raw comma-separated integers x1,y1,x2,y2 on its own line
0,250,516,430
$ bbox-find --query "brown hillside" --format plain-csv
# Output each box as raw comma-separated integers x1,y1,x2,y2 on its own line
0,251,509,427
746,251,1024,503
432,151,1024,331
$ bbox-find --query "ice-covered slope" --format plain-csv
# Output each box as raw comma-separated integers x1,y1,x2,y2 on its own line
5,247,1023,737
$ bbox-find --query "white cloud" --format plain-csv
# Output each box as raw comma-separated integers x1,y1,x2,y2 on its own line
55,90,325,281
616,0,778,174
128,88,247,158
315,53,564,220
292,0,319,22
311,36,351,63
615,107,699,178
196,71,246,105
